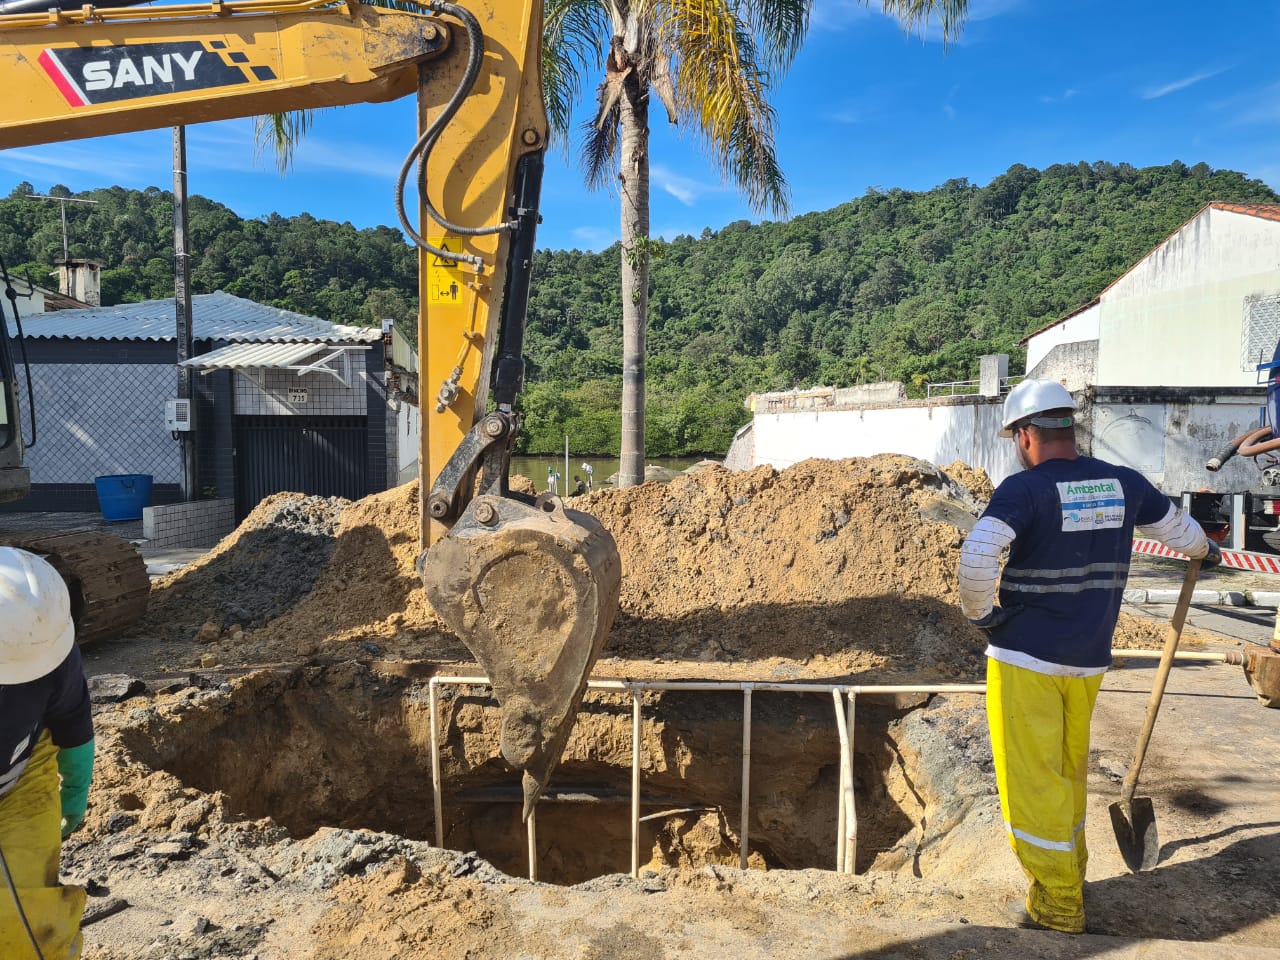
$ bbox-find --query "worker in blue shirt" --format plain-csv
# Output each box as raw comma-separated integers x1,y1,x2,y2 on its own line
958,380,1219,934
0,547,95,960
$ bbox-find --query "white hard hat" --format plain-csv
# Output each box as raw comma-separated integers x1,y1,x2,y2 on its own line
0,547,75,684
1000,379,1077,437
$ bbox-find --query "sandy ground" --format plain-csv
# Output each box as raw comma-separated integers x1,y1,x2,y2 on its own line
40,457,1280,959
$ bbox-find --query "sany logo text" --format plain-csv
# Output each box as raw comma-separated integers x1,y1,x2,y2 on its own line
82,50,203,91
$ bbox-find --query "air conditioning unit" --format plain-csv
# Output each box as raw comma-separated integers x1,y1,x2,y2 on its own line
165,399,193,432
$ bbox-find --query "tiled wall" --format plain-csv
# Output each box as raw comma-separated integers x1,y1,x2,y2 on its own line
18,362,182,483
143,498,235,548
233,351,370,416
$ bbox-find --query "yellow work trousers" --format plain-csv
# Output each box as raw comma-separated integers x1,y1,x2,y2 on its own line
986,658,1103,935
0,732,84,960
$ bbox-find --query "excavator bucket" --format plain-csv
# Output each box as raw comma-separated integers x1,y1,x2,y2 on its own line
420,493,620,820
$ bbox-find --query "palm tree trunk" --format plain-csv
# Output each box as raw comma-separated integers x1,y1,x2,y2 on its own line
617,77,649,488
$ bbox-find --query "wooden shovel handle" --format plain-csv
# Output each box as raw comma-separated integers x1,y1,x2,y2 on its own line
1121,558,1203,805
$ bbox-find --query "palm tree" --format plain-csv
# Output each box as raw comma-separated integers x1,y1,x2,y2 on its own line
544,0,968,486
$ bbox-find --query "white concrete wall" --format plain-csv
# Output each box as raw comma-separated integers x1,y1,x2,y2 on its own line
1088,394,1264,496
753,399,1020,486
13,289,48,319
396,401,421,484
1025,302,1100,374
1098,207,1280,388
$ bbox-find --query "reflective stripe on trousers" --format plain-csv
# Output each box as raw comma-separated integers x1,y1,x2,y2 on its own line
986,658,1102,935
0,731,85,960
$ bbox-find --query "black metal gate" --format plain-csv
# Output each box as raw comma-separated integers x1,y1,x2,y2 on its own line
234,415,367,519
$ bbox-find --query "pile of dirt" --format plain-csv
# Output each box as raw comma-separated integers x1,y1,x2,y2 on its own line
143,455,1202,676
170,456,989,678
138,494,349,642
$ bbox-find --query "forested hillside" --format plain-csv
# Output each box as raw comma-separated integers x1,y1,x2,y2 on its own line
2,161,1275,455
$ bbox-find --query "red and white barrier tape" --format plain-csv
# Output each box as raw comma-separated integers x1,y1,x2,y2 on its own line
1131,538,1280,574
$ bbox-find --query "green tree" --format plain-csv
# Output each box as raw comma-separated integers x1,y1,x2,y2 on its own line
543,0,968,485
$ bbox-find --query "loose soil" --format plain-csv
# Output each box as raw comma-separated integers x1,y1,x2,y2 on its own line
68,455,1279,960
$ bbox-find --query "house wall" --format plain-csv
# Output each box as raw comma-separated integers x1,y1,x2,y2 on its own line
1027,340,1098,392
231,349,370,415
1087,387,1265,497
1025,302,1100,374
2,339,184,511
752,398,1020,486
1098,208,1280,388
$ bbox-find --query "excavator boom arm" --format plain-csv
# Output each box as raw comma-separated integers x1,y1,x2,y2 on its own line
2,0,449,147
1,0,620,816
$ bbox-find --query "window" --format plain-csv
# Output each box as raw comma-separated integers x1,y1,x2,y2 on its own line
1242,294,1280,374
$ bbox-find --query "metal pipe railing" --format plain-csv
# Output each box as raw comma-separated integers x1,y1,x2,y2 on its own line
424,650,1237,880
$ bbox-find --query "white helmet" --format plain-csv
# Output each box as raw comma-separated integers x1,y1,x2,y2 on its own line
0,547,75,684
1000,379,1077,437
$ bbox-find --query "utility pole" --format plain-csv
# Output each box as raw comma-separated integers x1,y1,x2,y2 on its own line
173,126,197,502
29,193,97,262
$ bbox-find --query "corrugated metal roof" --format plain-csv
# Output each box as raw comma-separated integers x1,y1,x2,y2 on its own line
4,290,379,343
179,341,337,371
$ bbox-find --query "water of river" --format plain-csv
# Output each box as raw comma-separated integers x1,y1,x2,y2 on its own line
509,455,711,494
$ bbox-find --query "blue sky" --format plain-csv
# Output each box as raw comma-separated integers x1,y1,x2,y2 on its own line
2,0,1278,253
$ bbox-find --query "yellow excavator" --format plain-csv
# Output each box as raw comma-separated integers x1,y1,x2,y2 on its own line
0,0,621,817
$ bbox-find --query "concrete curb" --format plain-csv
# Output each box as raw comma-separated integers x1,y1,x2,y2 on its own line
1123,588,1280,609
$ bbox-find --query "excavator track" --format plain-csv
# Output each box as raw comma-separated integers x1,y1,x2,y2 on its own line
0,528,150,645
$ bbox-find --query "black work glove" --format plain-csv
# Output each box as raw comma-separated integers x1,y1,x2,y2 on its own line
1201,541,1222,569
969,605,1023,632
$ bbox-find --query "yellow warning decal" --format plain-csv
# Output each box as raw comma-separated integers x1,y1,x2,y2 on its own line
426,238,467,305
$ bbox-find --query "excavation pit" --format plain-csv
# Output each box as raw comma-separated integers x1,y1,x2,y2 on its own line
117,661,997,886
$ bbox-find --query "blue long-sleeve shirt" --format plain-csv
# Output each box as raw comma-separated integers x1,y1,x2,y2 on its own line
0,644,93,795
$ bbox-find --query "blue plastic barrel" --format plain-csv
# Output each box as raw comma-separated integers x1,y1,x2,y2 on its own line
94,474,153,521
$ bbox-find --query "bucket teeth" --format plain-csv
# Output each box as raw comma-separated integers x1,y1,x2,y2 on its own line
421,495,621,819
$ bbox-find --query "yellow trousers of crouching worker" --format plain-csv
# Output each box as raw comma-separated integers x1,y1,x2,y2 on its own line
0,732,85,960
986,658,1103,934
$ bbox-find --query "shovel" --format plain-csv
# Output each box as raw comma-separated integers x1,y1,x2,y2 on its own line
1109,557,1202,872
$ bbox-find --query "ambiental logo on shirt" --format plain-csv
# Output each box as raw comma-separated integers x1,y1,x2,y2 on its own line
1057,478,1125,532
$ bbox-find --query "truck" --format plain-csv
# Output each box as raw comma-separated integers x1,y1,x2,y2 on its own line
1201,339,1280,555
0,0,620,816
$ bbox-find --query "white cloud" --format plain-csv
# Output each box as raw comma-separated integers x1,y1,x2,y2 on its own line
0,144,157,181
1140,67,1228,100
650,165,724,206
826,106,864,125
1218,82,1280,125
942,86,960,120
817,0,1021,43
1040,88,1077,104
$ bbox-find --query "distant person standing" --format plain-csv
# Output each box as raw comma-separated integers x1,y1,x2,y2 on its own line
0,547,96,959
572,475,587,496
957,380,1218,934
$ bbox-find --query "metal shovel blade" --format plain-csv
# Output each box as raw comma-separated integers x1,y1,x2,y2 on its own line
1108,796,1158,872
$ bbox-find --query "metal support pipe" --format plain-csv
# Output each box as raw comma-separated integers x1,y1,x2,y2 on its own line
1111,649,1243,664
527,806,537,881
429,677,444,848
739,685,753,870
424,661,1231,876
845,691,857,873
833,690,847,873
631,688,641,879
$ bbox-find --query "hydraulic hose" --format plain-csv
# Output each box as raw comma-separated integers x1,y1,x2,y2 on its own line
1205,427,1280,470
394,1,514,270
